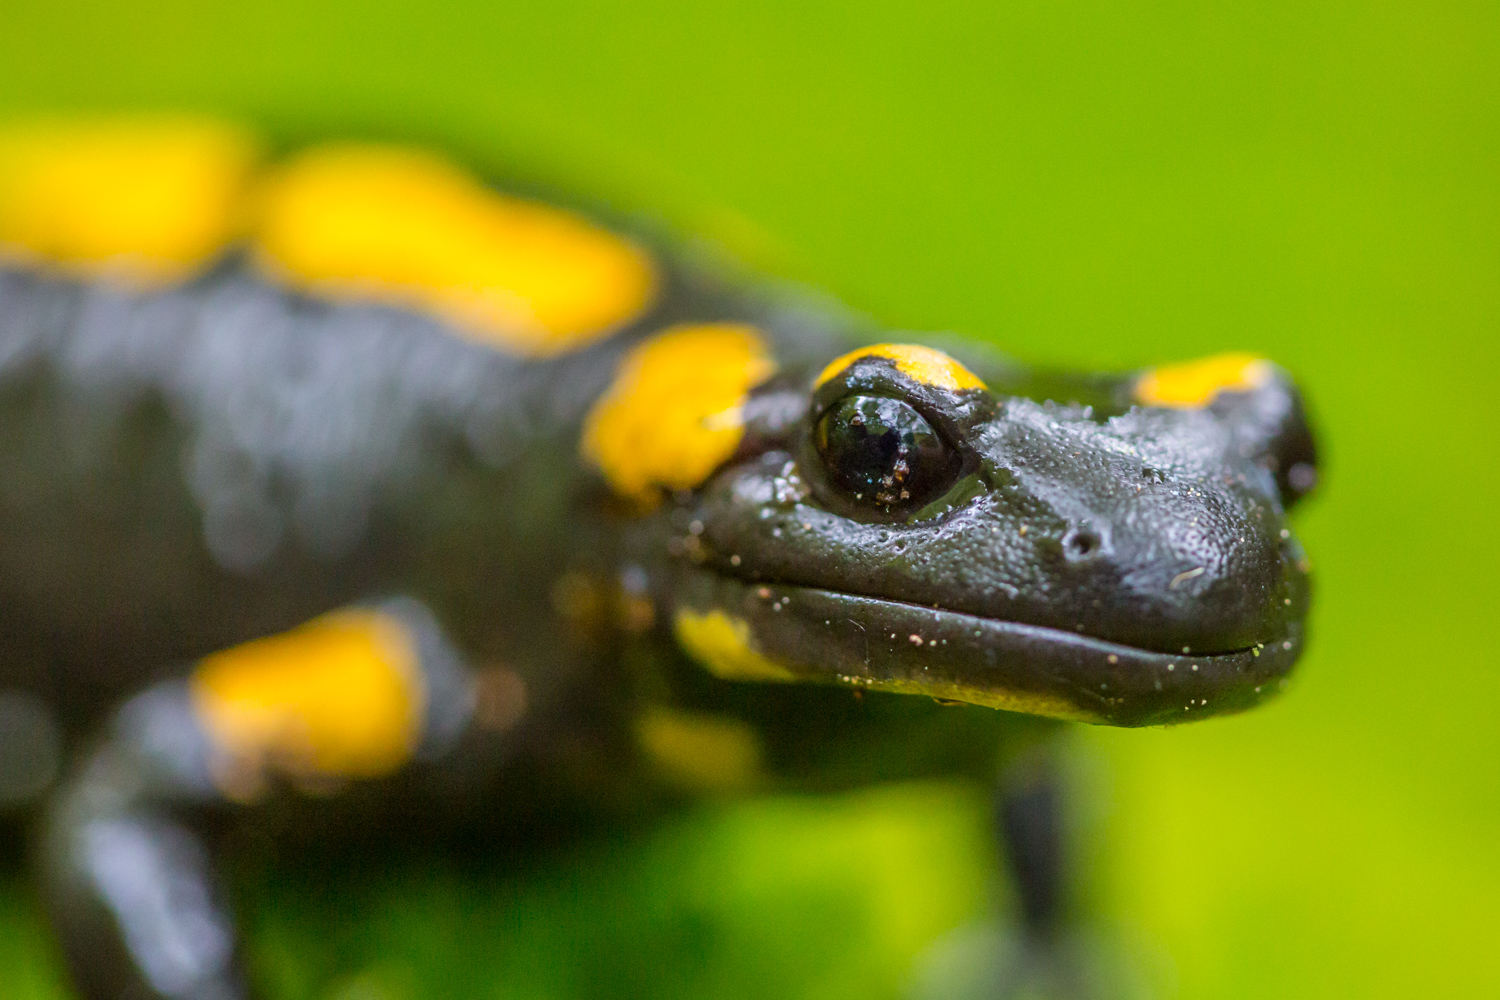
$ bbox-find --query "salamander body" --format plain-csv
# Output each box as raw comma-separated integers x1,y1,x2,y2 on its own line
0,117,1317,999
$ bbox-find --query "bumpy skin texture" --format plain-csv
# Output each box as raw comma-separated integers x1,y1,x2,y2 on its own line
676,352,1311,726
0,148,1316,998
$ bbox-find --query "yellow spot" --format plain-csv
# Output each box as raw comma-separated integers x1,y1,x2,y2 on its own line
838,675,1101,723
814,343,986,392
0,116,260,286
252,144,656,357
581,323,776,503
190,609,424,796
1134,352,1274,409
674,608,797,683
635,706,763,793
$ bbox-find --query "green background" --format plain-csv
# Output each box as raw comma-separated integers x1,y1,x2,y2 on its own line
2,0,1497,997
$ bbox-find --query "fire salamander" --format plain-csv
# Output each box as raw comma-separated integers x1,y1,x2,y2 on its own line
0,116,1317,999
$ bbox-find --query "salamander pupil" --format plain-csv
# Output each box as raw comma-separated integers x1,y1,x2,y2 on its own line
814,395,955,509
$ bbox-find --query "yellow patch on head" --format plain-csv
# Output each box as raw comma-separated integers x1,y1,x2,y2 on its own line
251,144,656,356
1134,352,1274,409
673,608,797,683
635,706,764,793
814,343,986,392
190,609,425,797
0,116,260,286
581,323,776,503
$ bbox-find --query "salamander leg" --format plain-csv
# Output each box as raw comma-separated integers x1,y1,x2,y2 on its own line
36,597,478,1000
996,740,1066,944
990,735,1089,1000
40,684,246,999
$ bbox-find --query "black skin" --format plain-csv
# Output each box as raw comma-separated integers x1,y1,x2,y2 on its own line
0,245,1316,998
676,351,1314,726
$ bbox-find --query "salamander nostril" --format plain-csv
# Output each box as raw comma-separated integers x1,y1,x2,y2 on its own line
1063,528,1101,560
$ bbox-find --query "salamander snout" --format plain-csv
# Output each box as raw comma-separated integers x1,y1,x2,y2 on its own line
966,396,1305,655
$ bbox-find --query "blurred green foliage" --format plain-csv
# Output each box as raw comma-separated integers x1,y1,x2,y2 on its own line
241,786,997,1000
1,0,1497,996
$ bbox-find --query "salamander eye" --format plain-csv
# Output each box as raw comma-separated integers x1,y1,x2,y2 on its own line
814,395,959,509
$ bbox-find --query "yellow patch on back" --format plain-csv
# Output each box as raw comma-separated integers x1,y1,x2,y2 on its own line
581,323,776,504
814,343,986,392
635,706,764,793
674,608,797,683
190,609,425,797
251,144,656,356
0,116,260,286
1134,352,1273,409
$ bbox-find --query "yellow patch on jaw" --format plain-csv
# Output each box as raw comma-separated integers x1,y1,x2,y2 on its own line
581,323,776,504
1134,352,1274,409
814,343,986,392
0,116,260,286
836,674,1101,723
190,609,425,797
634,706,763,793
674,608,797,683
251,144,656,356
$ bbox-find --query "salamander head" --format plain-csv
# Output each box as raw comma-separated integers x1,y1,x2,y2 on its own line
588,331,1316,727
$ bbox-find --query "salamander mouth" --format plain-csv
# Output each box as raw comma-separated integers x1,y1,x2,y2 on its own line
674,570,1305,727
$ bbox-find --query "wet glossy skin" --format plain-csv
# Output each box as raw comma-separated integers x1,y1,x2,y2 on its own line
664,349,1314,726
0,122,1317,1000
